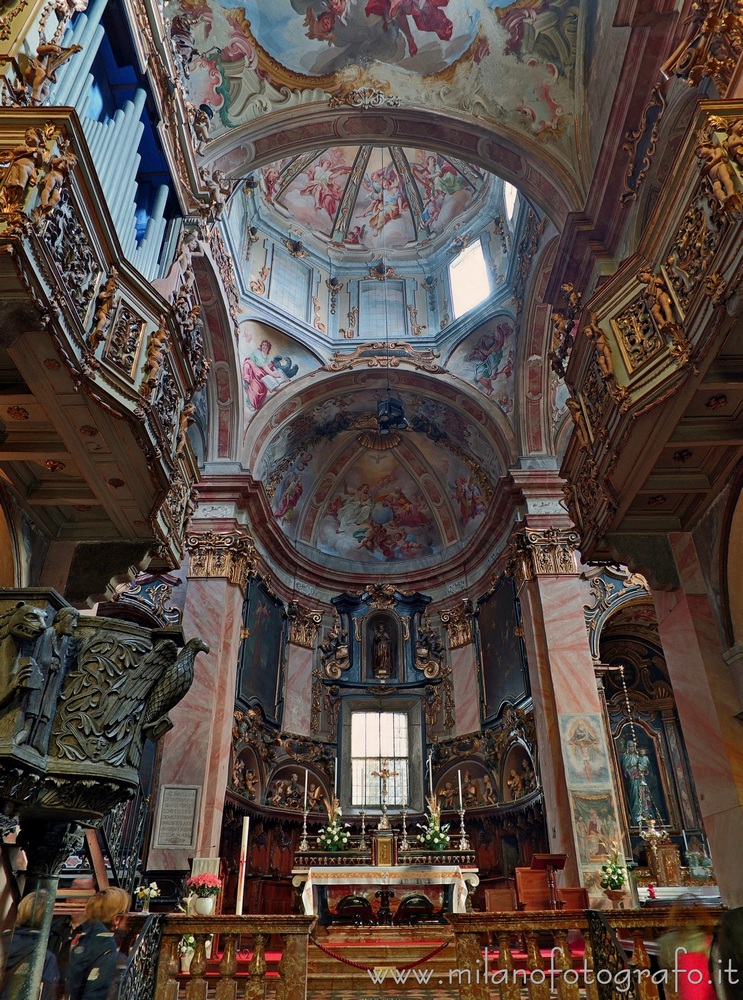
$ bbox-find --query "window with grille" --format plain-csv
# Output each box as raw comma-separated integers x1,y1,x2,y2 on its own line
350,710,409,807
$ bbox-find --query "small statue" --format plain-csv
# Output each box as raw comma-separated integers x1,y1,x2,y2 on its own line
23,41,82,104
232,756,245,790
173,228,197,292
696,140,739,208
89,267,119,352
725,118,743,170
560,281,582,319
199,167,235,220
0,127,48,211
463,770,478,809
245,768,258,800
566,397,590,450
440,781,456,810
521,759,536,792
507,768,523,799
308,782,324,810
188,102,213,155
372,621,393,678
638,267,676,329
176,402,195,456
482,774,495,805
37,147,77,214
285,772,301,808
583,311,614,379
269,780,286,807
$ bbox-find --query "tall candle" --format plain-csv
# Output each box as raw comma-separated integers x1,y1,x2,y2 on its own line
682,829,688,851
304,769,308,811
334,758,338,798
235,815,249,916
458,770,463,810
428,752,433,798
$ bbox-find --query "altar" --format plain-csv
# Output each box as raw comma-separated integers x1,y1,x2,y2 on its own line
292,864,480,917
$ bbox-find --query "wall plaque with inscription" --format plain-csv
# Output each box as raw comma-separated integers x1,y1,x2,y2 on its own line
153,785,201,850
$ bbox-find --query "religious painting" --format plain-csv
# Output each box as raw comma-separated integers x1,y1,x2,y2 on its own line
449,314,517,418
559,713,611,787
244,0,483,76
665,723,697,829
239,323,318,421
476,575,529,722
237,577,285,723
615,723,670,829
570,791,621,866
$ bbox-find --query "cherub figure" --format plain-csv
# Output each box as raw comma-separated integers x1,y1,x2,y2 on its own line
188,103,212,155
38,147,77,213
245,768,258,799
23,41,82,104
440,781,456,810
583,311,614,379
566,397,590,450
142,316,168,394
507,769,523,798
199,167,235,220
638,267,675,328
89,267,118,352
0,127,47,210
696,140,738,207
482,774,495,805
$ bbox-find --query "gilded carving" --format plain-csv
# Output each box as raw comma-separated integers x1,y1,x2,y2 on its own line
0,126,49,212
582,567,650,661
326,341,442,373
696,138,743,213
319,613,349,679
88,267,119,354
439,600,473,649
506,527,579,586
311,296,326,333
424,684,441,726
339,305,358,339
662,1,743,95
287,602,323,649
621,84,666,205
209,228,241,328
328,88,400,109
105,304,145,377
406,303,426,336
583,314,631,412
250,265,269,296
185,530,258,589
665,184,726,314
611,296,664,373
43,190,100,317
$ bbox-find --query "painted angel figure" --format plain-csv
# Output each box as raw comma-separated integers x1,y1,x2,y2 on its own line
300,155,352,220
364,0,453,57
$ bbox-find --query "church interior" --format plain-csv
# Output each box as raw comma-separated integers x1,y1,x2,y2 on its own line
0,0,743,996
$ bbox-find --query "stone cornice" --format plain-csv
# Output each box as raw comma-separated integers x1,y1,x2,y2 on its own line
505,526,580,587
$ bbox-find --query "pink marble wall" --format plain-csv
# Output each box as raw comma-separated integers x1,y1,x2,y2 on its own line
148,575,243,870
653,532,743,906
283,645,314,735
451,644,481,736
520,573,623,895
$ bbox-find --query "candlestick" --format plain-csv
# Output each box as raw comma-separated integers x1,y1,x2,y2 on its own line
458,770,463,810
359,810,367,851
235,815,249,915
458,807,470,852
400,805,409,852
299,809,310,852
303,769,308,811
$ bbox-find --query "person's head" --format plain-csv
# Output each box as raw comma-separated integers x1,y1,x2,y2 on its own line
17,890,49,929
85,887,131,930
259,339,271,354
54,606,79,636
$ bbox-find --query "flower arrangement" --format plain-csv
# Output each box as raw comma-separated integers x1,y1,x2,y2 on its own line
417,796,450,851
317,796,350,852
178,934,196,956
599,847,627,890
185,873,222,898
135,882,160,902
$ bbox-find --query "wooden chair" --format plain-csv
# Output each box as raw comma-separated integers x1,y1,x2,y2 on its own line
514,867,555,910
484,887,517,912
558,887,590,911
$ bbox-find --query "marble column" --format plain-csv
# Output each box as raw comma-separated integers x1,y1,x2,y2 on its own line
652,531,743,906
147,528,255,871
284,603,323,737
510,526,624,892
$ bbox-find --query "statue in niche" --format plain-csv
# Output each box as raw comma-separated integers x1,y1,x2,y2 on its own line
372,621,393,678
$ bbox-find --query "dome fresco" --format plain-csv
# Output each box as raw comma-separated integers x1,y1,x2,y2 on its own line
256,146,491,255
252,380,510,568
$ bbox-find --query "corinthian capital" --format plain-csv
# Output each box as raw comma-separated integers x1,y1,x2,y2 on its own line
288,602,323,649
185,529,257,589
439,600,473,649
506,526,580,585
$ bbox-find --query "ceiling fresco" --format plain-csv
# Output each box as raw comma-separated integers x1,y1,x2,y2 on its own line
174,0,582,172
240,324,321,421
448,313,517,416
250,383,508,565
257,146,490,253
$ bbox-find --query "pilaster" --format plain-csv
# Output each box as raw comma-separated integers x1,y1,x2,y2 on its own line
440,601,480,736
509,524,625,896
148,527,252,870
652,531,743,906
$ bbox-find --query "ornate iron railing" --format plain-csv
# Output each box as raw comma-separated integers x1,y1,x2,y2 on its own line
118,913,163,1000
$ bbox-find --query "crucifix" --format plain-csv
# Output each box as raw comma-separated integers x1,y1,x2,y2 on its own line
371,759,398,831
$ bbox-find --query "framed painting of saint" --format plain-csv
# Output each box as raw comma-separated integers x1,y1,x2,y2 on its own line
476,574,529,722
236,577,285,724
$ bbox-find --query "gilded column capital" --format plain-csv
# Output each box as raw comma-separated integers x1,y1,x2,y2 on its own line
287,602,323,649
185,529,257,588
439,600,473,649
506,526,580,585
